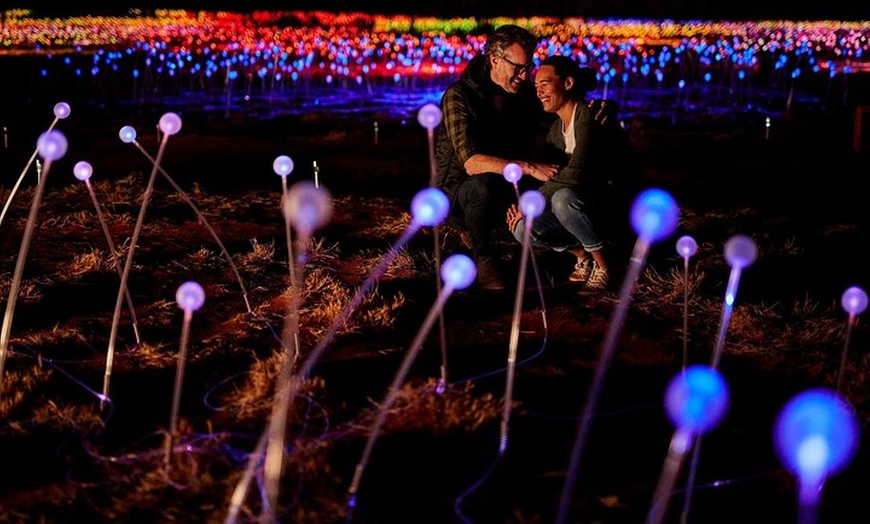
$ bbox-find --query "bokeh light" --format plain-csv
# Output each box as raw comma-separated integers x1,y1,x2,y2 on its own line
774,388,858,483
411,187,449,227
176,281,205,312
724,234,757,269
441,253,476,290
665,365,729,434
37,130,67,161
630,188,679,242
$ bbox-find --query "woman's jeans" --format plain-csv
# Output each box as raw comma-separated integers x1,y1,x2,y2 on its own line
512,187,604,252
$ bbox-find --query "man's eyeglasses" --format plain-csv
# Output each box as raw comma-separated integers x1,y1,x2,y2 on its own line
500,55,532,76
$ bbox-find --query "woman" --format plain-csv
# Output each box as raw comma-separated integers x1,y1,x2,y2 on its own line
508,54,642,290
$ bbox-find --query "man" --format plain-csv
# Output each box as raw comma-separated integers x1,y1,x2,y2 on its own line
434,24,558,290
506,55,644,291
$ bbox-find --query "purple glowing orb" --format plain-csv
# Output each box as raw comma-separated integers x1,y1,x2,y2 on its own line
676,235,698,259
724,234,757,269
417,103,442,130
503,163,522,184
411,187,449,227
519,190,546,219
176,281,205,312
53,102,71,119
441,253,476,290
37,130,67,161
630,188,679,242
841,286,868,316
73,160,93,181
665,365,729,434
774,388,858,483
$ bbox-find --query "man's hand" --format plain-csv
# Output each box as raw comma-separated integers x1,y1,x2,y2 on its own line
524,161,559,182
506,203,523,233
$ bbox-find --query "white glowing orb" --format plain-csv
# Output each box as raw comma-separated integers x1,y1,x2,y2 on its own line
119,126,137,143
273,155,295,177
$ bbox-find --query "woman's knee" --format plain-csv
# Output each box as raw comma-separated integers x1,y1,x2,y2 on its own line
551,188,585,218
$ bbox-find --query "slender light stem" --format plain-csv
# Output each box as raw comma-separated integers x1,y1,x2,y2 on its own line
556,237,652,524
345,285,456,521
499,213,535,454
85,180,141,345
0,116,59,229
425,127,448,392
647,430,693,524
0,158,55,399
682,256,690,370
262,229,310,522
164,309,193,467
835,313,857,394
103,134,169,410
131,141,252,313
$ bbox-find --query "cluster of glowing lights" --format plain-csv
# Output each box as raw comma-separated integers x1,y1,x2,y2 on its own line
3,10,869,101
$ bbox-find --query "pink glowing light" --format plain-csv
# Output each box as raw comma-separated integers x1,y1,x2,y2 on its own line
73,160,93,181
158,112,182,135
176,281,205,312
503,162,522,184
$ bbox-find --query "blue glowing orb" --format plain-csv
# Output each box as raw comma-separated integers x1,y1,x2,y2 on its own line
774,388,858,482
441,253,476,290
630,188,679,242
411,187,449,227
665,365,729,434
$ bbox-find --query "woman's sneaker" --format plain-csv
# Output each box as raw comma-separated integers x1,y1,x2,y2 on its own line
568,258,593,282
585,262,609,290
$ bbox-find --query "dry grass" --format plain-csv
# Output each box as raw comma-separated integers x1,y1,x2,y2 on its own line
0,106,866,523
352,377,502,435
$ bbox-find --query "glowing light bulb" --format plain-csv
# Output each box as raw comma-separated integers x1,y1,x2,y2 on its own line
841,286,868,315
37,130,67,161
73,160,93,181
724,234,757,269
503,162,522,184
176,281,205,312
273,155,294,177
286,181,332,235
53,102,71,119
630,188,679,242
158,112,182,135
665,365,729,434
774,388,858,482
411,187,449,227
518,190,545,218
417,103,442,130
441,253,476,290
119,125,137,143
676,235,698,258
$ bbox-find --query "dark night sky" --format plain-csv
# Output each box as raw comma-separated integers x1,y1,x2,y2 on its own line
16,1,869,22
